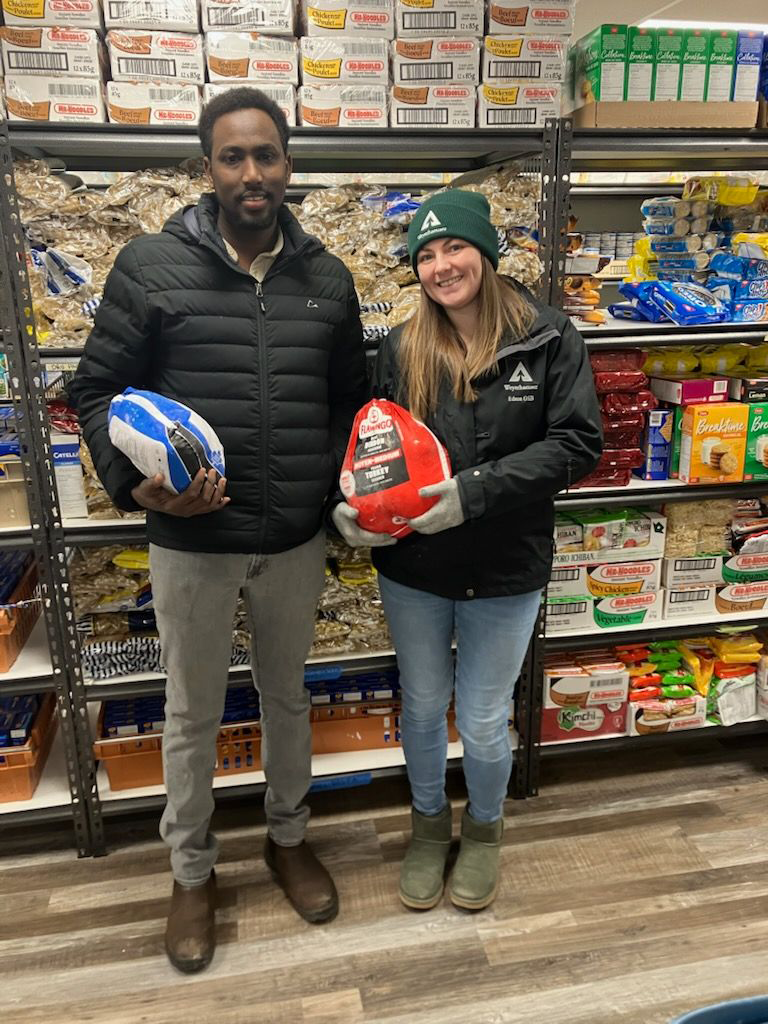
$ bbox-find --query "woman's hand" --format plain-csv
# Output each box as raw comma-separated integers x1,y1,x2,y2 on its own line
407,479,466,535
331,502,397,547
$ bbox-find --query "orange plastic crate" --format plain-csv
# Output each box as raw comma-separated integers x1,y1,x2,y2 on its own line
0,560,40,674
0,693,57,802
310,707,459,754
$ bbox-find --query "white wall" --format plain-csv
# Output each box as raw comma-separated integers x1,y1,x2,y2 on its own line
573,0,768,39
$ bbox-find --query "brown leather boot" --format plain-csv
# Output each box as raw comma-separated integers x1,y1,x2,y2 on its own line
164,872,217,974
264,837,339,924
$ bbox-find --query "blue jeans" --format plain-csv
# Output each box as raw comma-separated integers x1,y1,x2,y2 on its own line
378,576,541,823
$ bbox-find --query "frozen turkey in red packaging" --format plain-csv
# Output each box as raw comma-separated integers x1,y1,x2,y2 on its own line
339,399,452,539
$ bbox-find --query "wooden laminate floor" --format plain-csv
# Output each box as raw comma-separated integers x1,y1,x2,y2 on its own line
4,732,768,1024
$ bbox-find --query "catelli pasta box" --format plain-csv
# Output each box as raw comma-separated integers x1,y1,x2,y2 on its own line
5,73,105,120
1,0,102,27
107,30,205,84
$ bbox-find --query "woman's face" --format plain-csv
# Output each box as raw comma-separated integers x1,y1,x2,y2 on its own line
415,237,483,312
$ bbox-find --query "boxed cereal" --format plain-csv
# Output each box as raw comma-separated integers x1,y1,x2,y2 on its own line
299,83,387,125
0,26,103,77
1,0,102,27
486,0,573,36
395,0,483,38
392,38,479,86
5,73,105,120
206,32,299,83
303,0,394,37
678,402,749,485
300,36,389,83
390,83,474,128
103,0,199,32
482,34,567,82
106,79,200,124
201,0,295,34
107,30,205,84
204,82,297,124
477,82,560,127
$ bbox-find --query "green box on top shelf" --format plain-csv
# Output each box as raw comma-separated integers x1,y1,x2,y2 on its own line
576,24,628,104
653,26,683,100
705,29,737,102
679,28,711,101
625,26,656,102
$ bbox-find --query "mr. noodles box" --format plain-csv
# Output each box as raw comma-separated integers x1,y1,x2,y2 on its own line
5,73,105,120
392,38,479,85
299,83,387,125
205,82,297,125
548,559,661,599
1,0,102,27
304,0,395,38
0,26,103,77
106,80,200,124
546,591,664,633
107,29,205,84
390,83,474,127
300,36,389,83
395,0,483,38
482,35,567,82
201,0,294,34
486,0,573,35
477,82,560,127
663,551,768,587
206,32,298,83
104,0,199,32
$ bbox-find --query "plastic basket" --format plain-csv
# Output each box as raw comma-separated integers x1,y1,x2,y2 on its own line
0,560,40,674
671,996,768,1023
0,693,57,802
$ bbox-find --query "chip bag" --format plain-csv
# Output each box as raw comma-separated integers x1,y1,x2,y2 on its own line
340,399,451,538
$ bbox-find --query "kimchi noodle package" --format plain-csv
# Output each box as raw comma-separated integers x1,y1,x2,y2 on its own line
340,399,451,538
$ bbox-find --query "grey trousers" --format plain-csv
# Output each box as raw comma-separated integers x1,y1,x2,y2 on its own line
150,530,327,886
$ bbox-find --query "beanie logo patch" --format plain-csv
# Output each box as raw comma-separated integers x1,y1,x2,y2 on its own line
421,210,443,231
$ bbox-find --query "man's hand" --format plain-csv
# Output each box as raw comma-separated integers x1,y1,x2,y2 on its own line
331,502,396,547
131,469,230,517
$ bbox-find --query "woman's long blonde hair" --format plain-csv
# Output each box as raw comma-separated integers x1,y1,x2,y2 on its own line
399,257,536,422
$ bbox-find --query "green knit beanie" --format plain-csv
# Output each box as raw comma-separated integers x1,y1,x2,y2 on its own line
408,190,499,269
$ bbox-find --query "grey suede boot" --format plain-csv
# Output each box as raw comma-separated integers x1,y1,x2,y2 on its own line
399,804,453,910
449,806,504,911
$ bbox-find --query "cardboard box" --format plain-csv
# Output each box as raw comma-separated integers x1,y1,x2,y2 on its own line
390,82,474,127
571,99,759,129
679,402,749,485
477,81,560,127
1,0,101,27
731,300,768,323
543,668,629,709
664,583,717,618
541,702,628,743
486,0,573,36
107,30,204,84
552,510,666,567
204,82,297,124
653,26,682,101
554,511,582,553
104,0,198,32
51,432,88,519
706,28,736,102
716,580,768,614
206,32,298,84
303,0,394,38
650,375,729,406
482,35,566,83
106,80,200,124
576,24,627,104
624,26,655,102
395,0,483,38
627,696,707,736
299,82,387,125
392,38,478,85
727,370,768,403
733,30,763,101
678,28,710,102
546,591,664,634
664,552,768,587
745,403,768,482
0,26,103,77
5,74,105,120
548,559,660,599
202,0,294,34
300,36,389,83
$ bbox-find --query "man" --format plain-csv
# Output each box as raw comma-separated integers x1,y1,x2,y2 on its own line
70,88,368,973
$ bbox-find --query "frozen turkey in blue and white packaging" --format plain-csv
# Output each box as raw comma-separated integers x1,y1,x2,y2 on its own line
108,389,225,495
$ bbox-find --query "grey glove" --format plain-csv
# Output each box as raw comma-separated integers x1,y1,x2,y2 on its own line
331,502,397,547
406,478,466,535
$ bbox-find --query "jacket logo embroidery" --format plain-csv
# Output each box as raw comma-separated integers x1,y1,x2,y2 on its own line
503,362,538,403
307,299,319,308
509,362,533,383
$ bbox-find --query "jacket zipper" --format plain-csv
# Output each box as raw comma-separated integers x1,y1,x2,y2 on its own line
254,278,269,550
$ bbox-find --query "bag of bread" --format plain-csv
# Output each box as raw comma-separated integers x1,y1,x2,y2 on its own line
339,399,451,538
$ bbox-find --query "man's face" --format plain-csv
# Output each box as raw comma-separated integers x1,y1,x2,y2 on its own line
204,108,292,232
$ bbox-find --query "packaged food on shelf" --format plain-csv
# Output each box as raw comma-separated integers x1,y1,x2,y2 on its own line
707,662,757,725
744,403,768,481
553,511,582,553
548,559,661,599
0,693,57,802
546,591,664,633
390,83,474,128
302,0,394,37
624,26,655,102
204,82,297,125
553,509,666,565
732,29,763,102
477,81,560,127
0,27,104,79
202,0,296,33
677,28,710,103
5,75,106,122
634,408,673,481
662,552,768,587
679,401,749,485
107,30,205,85
590,349,645,373
205,32,299,84
395,0,483,38
573,24,628,105
481,35,567,83
731,300,768,323
705,29,737,102
627,695,707,735
592,370,648,395
1,0,102,27
300,35,389,84
104,0,199,32
486,0,573,36
106,80,201,125
540,702,627,743
391,38,480,86
543,653,628,708
299,83,388,125
649,374,729,406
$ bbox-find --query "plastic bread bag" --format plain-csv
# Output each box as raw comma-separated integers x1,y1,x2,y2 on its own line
697,345,749,373
340,399,451,538
108,389,225,495
642,347,698,375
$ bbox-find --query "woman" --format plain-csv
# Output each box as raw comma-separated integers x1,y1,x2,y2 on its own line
333,189,602,912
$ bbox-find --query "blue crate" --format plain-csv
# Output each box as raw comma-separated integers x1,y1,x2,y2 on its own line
671,996,768,1023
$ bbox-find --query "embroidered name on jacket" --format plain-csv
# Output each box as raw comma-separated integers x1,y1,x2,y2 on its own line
503,361,538,402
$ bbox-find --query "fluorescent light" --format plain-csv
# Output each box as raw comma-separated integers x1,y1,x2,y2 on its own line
640,19,768,30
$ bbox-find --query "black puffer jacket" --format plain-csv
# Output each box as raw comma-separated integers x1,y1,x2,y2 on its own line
371,289,602,599
70,195,367,554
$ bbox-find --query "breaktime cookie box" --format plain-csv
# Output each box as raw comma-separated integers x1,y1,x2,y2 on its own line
679,402,748,485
